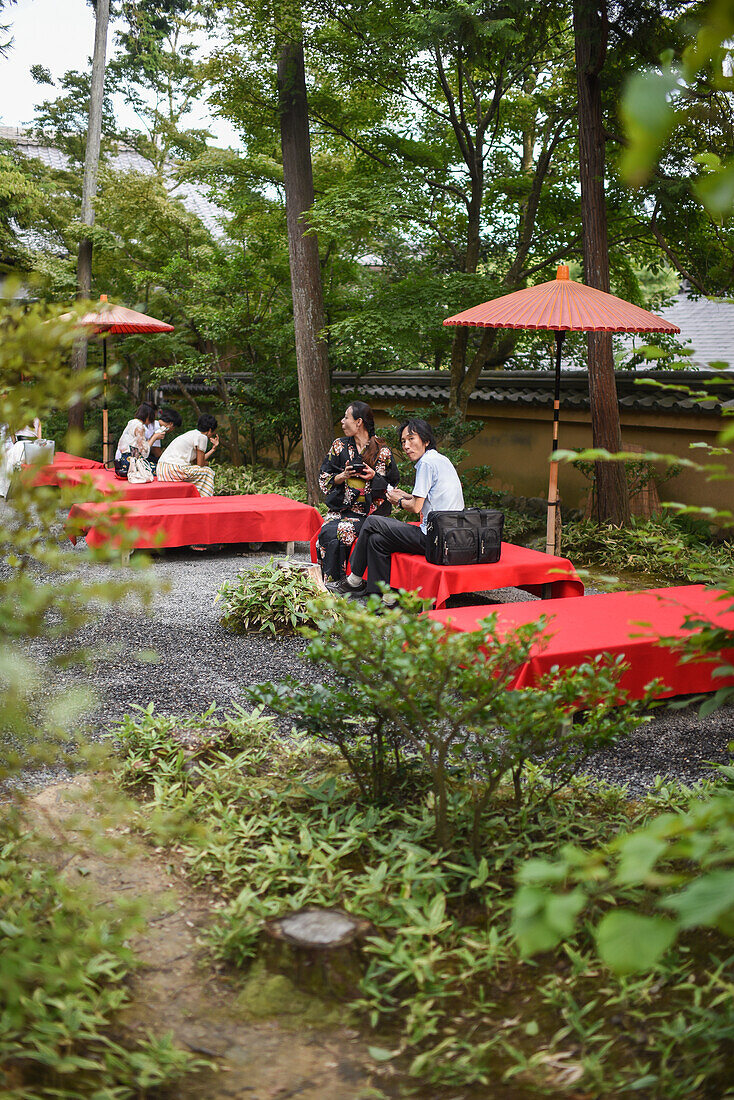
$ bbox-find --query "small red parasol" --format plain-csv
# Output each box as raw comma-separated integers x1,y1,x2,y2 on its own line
444,266,681,552
77,295,174,467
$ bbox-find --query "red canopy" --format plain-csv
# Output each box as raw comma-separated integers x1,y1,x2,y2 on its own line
443,266,681,334
77,299,175,334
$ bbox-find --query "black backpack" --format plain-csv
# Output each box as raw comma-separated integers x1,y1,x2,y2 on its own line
424,509,504,566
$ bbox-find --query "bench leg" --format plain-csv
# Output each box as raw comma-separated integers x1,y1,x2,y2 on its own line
286,540,294,558
542,583,553,600
121,550,130,566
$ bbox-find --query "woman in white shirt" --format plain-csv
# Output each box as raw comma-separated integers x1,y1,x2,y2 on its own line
114,403,166,479
157,413,219,496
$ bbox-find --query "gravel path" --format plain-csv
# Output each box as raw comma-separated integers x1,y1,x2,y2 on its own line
6,537,734,799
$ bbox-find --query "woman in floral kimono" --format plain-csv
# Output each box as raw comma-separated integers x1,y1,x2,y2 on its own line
317,401,400,582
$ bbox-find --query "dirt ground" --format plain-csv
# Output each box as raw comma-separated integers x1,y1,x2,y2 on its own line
29,778,386,1100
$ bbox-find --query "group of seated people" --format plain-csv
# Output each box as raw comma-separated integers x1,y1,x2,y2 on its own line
115,404,220,497
316,400,464,598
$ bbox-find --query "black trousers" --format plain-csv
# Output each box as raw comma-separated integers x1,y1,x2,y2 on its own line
349,515,426,594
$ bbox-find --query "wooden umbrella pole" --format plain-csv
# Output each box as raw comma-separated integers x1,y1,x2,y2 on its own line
102,337,110,468
545,330,566,556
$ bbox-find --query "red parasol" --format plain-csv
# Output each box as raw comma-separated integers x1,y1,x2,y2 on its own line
444,265,681,553
77,295,175,467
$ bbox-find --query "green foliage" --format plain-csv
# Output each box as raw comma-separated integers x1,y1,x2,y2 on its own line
213,461,309,502
250,591,648,847
512,763,734,975
113,709,734,1097
0,826,200,1098
0,297,158,782
560,514,734,586
216,560,330,635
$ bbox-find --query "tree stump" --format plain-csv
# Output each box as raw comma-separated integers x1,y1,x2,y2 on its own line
262,907,373,999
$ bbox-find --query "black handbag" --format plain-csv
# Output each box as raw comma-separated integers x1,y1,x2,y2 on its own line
424,509,504,566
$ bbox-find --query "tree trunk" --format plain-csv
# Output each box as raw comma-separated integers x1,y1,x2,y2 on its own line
574,0,630,525
277,38,333,505
69,0,110,436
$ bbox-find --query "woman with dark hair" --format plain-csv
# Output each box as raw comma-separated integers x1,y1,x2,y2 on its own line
316,400,400,582
157,412,219,496
114,402,166,479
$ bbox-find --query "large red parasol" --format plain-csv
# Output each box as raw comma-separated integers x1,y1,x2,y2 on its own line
77,295,175,467
444,265,681,553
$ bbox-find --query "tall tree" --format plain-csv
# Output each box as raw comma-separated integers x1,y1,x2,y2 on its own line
573,0,630,525
278,35,333,502
69,0,111,437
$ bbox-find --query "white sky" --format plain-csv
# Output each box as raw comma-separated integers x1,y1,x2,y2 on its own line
0,0,240,146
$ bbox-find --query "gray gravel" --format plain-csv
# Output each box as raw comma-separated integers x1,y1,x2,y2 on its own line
4,537,733,799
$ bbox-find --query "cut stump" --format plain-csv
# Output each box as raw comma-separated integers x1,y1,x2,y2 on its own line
262,907,373,999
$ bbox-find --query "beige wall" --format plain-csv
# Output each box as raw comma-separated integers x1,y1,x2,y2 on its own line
370,399,734,516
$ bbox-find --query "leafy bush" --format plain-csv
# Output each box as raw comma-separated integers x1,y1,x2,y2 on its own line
561,513,734,584
213,462,309,502
512,762,734,974
250,591,649,847
0,826,198,1098
216,560,330,634
113,709,734,1098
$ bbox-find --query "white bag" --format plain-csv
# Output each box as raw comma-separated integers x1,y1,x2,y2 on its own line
22,438,55,465
127,453,154,484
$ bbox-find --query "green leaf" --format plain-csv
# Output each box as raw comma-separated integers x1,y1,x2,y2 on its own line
660,870,734,929
614,833,668,885
368,1046,397,1062
595,911,677,974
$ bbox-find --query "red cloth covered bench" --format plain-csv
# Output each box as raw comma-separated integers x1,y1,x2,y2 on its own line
428,585,734,702
390,542,584,609
32,451,105,485
55,467,200,501
68,493,323,552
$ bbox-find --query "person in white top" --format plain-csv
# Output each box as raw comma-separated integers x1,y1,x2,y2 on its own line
157,413,219,497
144,405,182,470
330,418,464,598
114,403,167,478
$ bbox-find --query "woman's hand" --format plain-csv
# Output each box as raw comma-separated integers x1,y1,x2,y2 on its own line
210,434,219,449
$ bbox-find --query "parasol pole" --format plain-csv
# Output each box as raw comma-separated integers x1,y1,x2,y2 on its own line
546,329,566,556
102,336,110,468
98,294,110,468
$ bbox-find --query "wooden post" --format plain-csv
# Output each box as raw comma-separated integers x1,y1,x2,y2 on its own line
545,330,565,556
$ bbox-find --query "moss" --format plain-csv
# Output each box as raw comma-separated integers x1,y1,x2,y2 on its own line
236,960,349,1027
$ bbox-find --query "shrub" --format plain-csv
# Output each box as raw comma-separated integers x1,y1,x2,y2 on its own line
213,462,309,502
561,513,734,585
250,591,649,848
216,560,330,634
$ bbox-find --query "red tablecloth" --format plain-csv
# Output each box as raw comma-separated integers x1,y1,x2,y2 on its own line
57,468,200,501
428,586,734,701
68,493,323,550
33,451,105,486
390,542,584,609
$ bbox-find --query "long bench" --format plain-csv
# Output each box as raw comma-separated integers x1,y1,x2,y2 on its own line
55,467,201,501
68,493,323,559
389,542,584,609
428,585,734,701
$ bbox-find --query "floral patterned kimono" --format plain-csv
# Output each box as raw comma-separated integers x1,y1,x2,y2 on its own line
316,436,400,581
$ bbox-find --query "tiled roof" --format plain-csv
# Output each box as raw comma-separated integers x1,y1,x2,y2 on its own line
619,288,734,370
0,125,227,238
332,369,734,415
157,368,734,415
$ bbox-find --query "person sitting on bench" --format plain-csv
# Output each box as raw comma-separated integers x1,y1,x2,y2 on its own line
329,418,464,597
157,413,219,497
